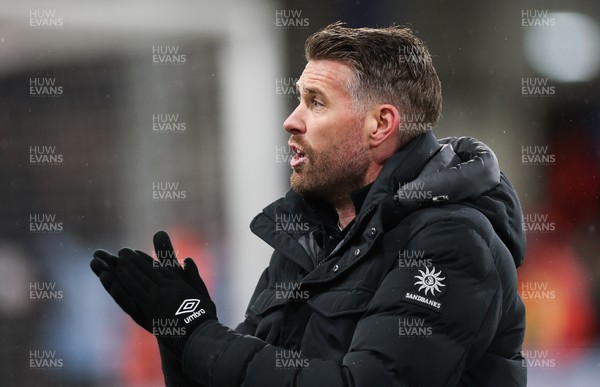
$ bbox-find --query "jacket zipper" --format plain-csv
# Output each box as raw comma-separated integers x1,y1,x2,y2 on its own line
315,204,377,268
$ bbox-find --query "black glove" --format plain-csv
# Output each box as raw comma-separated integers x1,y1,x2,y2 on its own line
91,232,216,328
151,231,217,320
91,231,212,386
113,246,215,357
91,249,150,327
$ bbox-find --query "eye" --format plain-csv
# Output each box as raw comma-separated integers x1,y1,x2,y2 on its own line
311,98,324,108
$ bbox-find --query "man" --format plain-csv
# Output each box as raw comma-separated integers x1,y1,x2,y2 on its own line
91,23,527,386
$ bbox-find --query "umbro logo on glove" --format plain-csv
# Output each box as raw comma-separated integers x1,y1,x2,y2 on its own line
175,299,208,324
91,231,217,357
175,299,201,315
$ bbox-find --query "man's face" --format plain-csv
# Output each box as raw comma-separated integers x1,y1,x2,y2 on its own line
284,60,370,201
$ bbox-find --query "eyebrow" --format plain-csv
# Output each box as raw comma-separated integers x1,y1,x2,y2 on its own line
296,83,328,99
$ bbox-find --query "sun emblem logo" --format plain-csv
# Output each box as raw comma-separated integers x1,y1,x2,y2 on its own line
414,266,446,296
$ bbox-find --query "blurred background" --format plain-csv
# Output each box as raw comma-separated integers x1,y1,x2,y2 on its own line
1,0,599,385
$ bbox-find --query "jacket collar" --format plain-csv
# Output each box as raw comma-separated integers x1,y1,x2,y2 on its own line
249,131,442,270
359,130,442,217
252,130,442,233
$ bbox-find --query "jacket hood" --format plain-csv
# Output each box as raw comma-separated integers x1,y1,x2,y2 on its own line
371,131,526,268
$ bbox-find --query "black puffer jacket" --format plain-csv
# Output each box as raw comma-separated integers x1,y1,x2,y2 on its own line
179,131,527,387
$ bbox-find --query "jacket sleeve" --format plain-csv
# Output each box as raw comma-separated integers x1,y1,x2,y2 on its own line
159,342,205,387
158,267,269,387
234,267,269,335
181,217,504,387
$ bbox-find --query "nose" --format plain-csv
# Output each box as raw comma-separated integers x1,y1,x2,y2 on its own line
283,105,306,135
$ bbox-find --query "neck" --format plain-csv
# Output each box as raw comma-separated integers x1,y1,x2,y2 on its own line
332,165,382,229
332,196,356,230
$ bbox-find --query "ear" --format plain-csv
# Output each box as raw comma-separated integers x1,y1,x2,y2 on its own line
367,104,400,148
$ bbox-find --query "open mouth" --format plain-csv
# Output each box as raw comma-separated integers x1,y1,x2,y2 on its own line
289,144,308,169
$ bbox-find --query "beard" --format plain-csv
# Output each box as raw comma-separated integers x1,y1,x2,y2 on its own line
290,131,370,202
